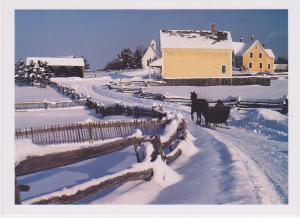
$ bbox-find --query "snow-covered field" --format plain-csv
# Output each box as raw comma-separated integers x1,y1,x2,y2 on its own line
15,85,70,103
16,70,288,204
146,79,288,100
15,107,134,129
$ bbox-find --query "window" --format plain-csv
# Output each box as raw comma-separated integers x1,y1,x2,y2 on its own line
250,52,253,58
249,63,252,69
221,65,226,74
147,60,150,66
259,63,263,69
268,64,271,69
259,53,262,58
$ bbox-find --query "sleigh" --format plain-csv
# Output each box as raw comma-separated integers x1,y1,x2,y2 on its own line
203,106,231,128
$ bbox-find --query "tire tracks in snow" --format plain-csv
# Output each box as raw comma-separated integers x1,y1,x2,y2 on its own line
204,128,284,204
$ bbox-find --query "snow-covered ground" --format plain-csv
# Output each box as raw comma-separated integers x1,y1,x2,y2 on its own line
15,106,134,129
16,70,288,204
146,79,288,100
15,85,70,103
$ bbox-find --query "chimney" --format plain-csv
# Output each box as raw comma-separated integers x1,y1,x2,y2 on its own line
211,22,216,33
262,43,265,48
239,37,244,42
250,35,255,41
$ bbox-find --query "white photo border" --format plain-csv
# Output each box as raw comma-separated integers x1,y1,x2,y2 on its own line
1,0,299,217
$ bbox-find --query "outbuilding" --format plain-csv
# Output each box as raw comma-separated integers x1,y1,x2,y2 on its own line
26,56,85,78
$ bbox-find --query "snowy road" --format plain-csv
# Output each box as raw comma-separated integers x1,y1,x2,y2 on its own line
23,76,287,204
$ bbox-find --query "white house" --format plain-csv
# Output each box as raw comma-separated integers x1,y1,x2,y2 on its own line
142,40,159,69
26,56,85,78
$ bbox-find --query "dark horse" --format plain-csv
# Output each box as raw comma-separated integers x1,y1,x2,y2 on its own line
190,91,209,125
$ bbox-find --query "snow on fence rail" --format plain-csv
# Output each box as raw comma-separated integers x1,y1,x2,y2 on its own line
15,99,87,111
15,114,187,204
164,77,271,86
86,98,166,118
15,118,165,145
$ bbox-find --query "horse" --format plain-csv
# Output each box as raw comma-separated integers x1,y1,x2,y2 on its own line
190,92,209,125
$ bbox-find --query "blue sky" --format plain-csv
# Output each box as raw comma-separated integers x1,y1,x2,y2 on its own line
15,10,288,69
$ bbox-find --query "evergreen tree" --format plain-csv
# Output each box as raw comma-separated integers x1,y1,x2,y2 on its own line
15,59,26,82
118,48,135,70
82,55,90,70
133,46,146,69
15,59,52,85
104,46,146,71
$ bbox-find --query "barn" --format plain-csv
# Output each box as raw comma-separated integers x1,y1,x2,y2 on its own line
25,57,85,78
160,24,233,79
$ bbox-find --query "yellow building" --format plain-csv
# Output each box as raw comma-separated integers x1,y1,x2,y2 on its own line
233,38,275,73
160,28,233,79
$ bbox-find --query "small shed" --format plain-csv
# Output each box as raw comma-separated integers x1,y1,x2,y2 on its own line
26,57,85,78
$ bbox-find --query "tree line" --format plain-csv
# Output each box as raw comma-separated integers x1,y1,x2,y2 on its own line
15,59,53,86
104,47,146,71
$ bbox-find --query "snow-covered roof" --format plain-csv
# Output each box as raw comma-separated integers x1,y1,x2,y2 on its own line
149,58,162,67
232,41,251,56
232,40,275,58
265,49,275,58
26,57,84,67
160,30,233,49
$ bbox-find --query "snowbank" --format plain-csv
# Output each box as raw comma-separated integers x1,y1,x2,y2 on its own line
160,113,184,143
24,141,182,204
229,108,288,142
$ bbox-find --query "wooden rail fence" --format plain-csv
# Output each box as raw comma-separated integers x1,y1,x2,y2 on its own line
15,99,87,111
164,77,271,86
15,116,187,204
15,118,165,145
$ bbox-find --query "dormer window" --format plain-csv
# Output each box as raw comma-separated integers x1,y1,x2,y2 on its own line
250,52,253,58
259,53,262,58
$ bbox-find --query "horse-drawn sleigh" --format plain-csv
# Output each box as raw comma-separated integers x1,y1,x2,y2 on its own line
190,92,231,128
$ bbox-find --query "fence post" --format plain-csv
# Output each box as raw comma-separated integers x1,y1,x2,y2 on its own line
15,177,21,205
236,97,241,111
88,123,93,144
151,135,165,162
134,142,143,163
282,97,288,114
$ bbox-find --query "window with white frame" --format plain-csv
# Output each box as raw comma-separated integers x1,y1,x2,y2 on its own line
259,63,263,69
221,65,226,74
259,53,262,58
268,64,271,69
250,52,253,58
249,62,252,69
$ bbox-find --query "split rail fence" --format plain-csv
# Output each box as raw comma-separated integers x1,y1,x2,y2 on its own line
15,115,187,205
108,84,288,114
15,99,87,111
